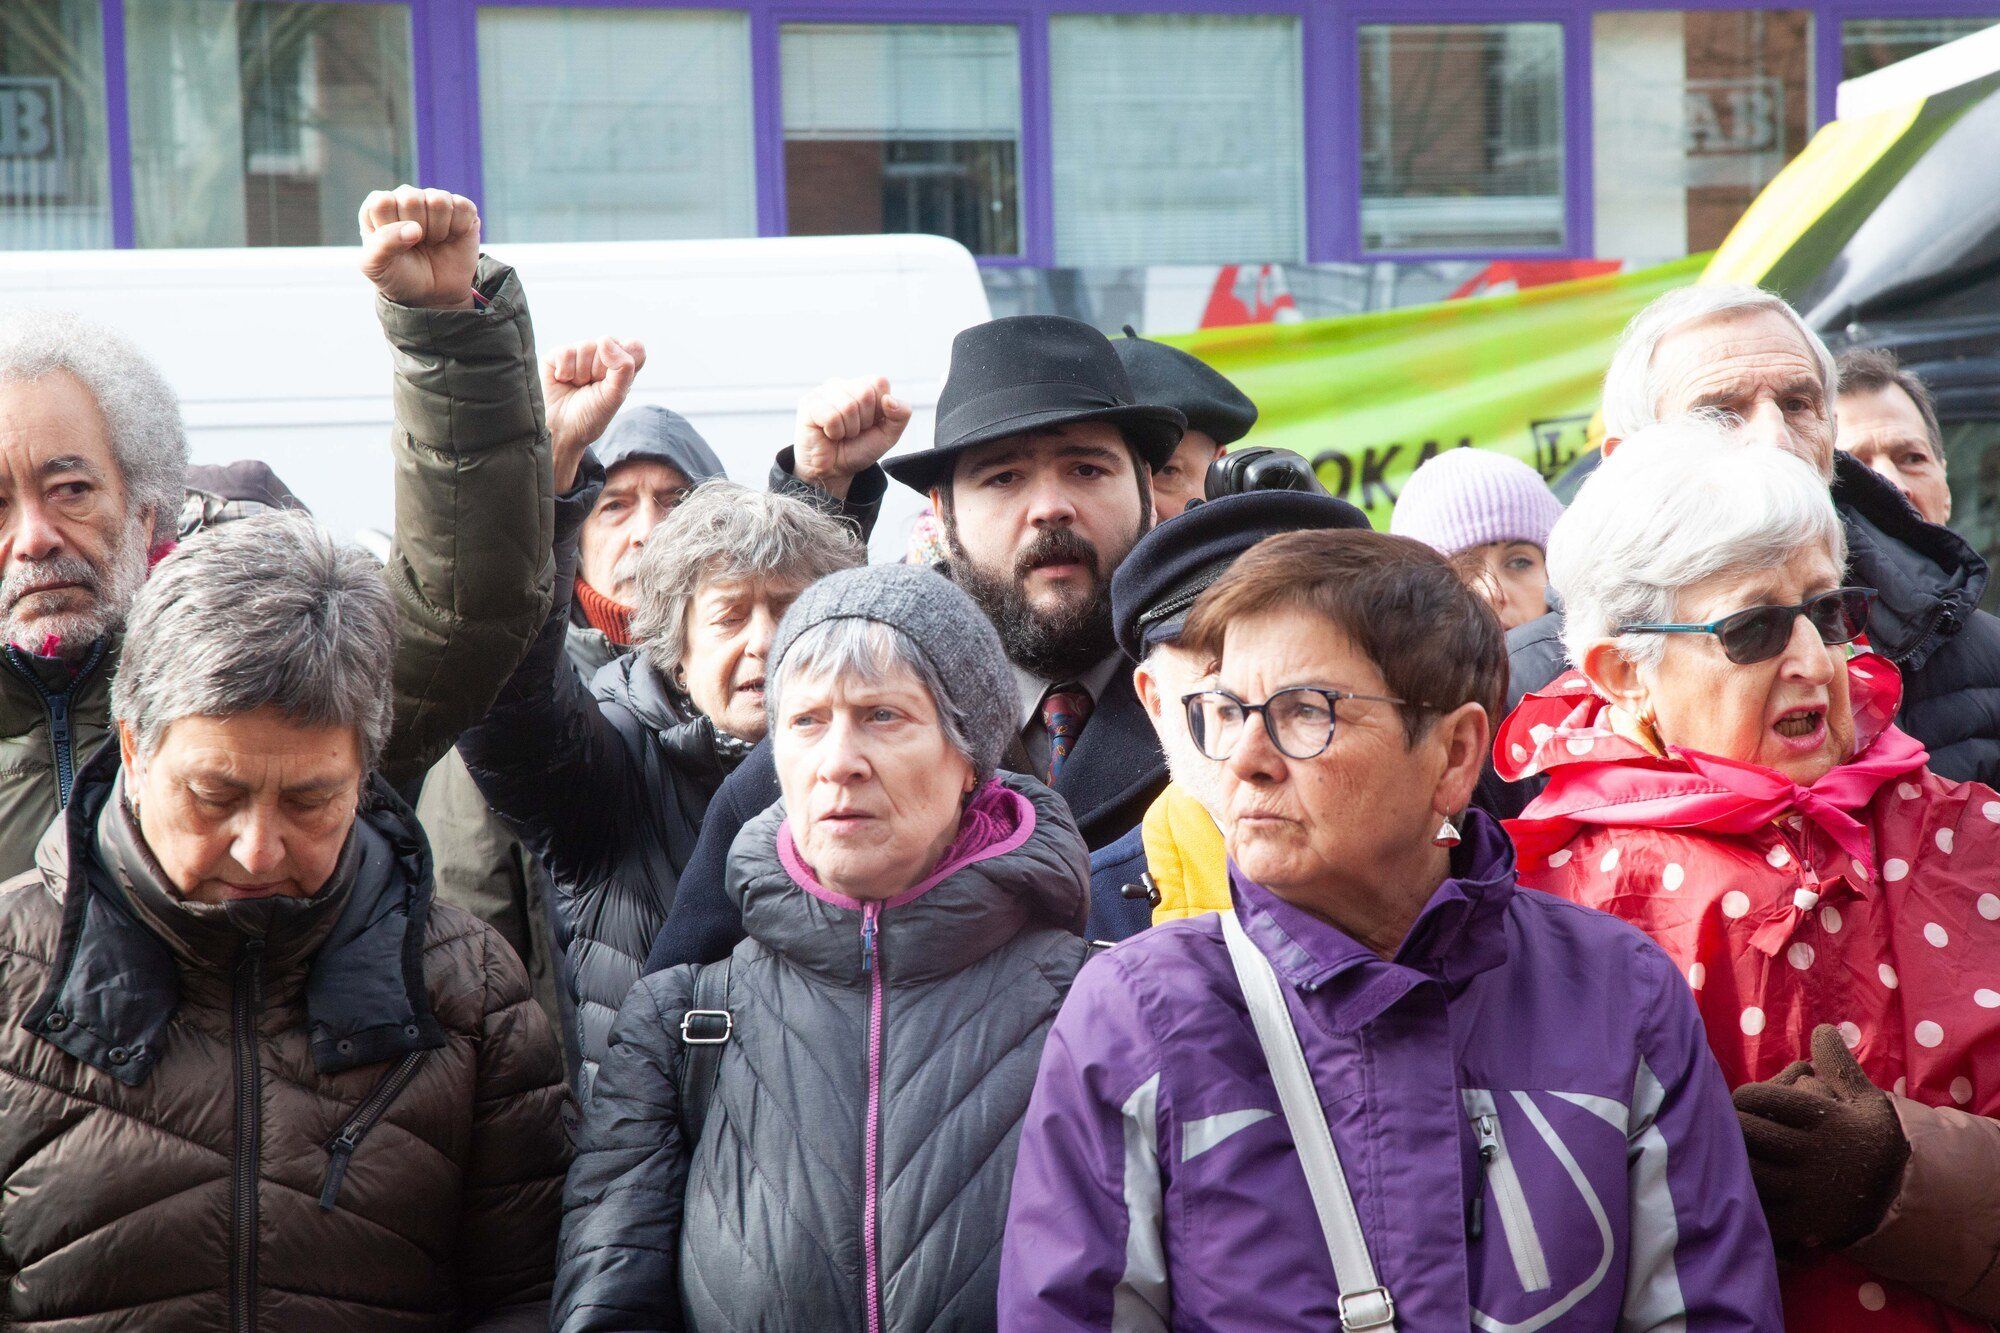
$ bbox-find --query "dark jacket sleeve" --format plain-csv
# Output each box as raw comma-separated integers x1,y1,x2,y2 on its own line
769,446,885,544
457,458,640,891
376,256,556,792
642,746,777,972
461,918,572,1330
1846,1095,2000,1320
554,968,697,1333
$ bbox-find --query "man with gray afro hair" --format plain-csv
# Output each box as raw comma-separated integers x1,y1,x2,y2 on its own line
1486,283,2000,817
0,182,561,883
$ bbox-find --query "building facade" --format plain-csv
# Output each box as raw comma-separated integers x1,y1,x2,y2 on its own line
0,2,1992,320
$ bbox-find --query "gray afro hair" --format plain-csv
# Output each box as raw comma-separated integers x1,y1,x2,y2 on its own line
0,310,188,543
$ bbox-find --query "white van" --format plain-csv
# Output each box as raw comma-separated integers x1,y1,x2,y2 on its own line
0,234,991,561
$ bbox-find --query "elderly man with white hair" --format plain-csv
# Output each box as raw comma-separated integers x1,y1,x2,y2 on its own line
1487,283,2000,816
0,185,555,877
1498,415,2000,1329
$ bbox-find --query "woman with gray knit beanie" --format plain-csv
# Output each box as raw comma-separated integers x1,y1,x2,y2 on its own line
553,563,1092,1333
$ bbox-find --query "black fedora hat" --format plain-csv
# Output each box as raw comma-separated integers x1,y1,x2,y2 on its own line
884,315,1186,493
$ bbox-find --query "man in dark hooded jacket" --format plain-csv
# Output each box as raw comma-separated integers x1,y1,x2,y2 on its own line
1483,285,2000,817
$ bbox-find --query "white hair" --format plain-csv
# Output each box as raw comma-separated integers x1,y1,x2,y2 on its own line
1140,640,1226,819
1600,284,1837,442
768,616,977,769
0,310,187,542
628,479,863,677
1548,415,1847,671
113,512,397,768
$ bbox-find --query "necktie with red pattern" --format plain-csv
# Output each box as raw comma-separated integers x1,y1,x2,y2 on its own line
1041,683,1093,784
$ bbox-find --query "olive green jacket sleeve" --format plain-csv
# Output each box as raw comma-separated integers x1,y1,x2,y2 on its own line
375,256,555,792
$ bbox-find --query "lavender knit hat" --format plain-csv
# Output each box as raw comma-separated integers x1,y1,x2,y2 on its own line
1389,448,1565,556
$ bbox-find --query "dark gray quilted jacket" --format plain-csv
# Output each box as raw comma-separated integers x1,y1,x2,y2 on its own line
552,773,1090,1332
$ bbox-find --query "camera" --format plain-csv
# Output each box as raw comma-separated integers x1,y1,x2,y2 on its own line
1203,446,1324,500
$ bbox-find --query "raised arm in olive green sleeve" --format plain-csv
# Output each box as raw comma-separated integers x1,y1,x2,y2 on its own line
358,186,555,791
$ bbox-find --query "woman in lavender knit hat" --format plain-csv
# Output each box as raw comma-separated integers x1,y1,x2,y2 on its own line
1391,446,1565,630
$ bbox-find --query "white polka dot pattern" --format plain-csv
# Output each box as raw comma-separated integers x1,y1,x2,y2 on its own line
1915,1020,1944,1048
1740,1007,1766,1036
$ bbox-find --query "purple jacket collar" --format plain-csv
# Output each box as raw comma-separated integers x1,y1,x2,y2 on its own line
1231,807,1517,1032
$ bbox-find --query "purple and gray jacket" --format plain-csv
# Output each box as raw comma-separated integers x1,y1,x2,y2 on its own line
998,809,1782,1331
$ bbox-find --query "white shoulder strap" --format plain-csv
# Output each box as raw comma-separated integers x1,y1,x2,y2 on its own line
1220,908,1397,1332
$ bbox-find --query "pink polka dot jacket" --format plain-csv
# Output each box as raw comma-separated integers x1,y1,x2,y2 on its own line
1503,653,2000,1329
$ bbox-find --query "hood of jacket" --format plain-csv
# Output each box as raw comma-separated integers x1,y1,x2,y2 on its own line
23,746,447,1086
590,647,754,782
727,772,1089,986
589,403,726,486
1834,451,1987,671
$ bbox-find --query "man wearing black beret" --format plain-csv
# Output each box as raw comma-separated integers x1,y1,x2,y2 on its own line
1086,489,1371,938
1115,327,1259,521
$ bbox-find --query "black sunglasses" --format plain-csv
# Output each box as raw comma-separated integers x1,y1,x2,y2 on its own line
1619,587,1876,666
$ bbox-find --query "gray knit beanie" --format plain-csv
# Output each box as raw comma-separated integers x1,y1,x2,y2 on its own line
769,563,1014,780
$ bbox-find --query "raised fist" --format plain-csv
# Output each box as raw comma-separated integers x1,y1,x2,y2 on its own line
544,337,647,491
793,376,911,501
358,186,479,310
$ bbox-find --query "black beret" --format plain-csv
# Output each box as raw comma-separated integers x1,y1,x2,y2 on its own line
1115,328,1259,447
1111,491,1372,662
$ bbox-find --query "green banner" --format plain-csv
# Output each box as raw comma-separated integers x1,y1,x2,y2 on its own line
1165,254,1709,525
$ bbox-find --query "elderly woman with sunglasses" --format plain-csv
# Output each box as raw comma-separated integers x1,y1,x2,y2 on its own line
1001,527,1779,1331
1498,417,2000,1330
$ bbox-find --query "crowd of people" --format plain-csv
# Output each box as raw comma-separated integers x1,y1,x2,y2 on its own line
0,184,1994,1332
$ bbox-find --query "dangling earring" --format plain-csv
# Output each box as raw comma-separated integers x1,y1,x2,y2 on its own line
1433,812,1461,847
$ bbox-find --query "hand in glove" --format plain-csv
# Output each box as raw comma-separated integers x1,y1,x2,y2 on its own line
1733,1023,1910,1251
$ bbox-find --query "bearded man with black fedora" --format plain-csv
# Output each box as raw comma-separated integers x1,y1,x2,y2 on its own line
641,315,1184,969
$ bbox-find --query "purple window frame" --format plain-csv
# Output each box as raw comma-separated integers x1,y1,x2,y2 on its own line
90,0,2000,259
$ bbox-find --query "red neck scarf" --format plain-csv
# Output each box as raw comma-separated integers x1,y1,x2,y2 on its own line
572,577,633,647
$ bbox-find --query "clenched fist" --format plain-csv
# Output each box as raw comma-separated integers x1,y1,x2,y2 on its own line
358,186,479,310
544,337,647,491
793,376,911,502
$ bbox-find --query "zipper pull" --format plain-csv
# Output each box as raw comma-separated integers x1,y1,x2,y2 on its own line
318,1135,357,1210
1469,1112,1499,1240
860,903,879,974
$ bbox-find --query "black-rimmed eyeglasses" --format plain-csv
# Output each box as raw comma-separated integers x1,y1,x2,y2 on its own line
1182,687,1411,761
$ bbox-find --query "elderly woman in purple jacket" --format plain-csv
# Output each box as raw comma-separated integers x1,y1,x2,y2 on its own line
999,529,1781,1331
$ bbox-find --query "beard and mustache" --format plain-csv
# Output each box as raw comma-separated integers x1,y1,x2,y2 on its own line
946,523,1135,682
0,517,151,658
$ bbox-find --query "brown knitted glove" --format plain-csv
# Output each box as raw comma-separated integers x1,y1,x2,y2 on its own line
1734,1023,1911,1251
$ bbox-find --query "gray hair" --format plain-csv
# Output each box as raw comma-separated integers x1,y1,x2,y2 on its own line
629,479,864,675
0,310,187,543
1600,284,1838,442
768,616,979,771
113,512,397,768
1548,414,1848,671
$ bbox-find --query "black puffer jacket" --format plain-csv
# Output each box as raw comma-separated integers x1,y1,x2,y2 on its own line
457,464,748,1093
1484,453,2000,817
553,775,1090,1332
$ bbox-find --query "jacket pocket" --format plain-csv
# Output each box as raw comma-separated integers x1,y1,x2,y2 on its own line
1464,1088,1552,1293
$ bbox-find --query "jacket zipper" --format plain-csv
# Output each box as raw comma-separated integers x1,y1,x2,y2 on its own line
4,642,104,807
230,938,266,1333
1474,1108,1551,1293
318,1050,432,1210
860,900,885,1333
